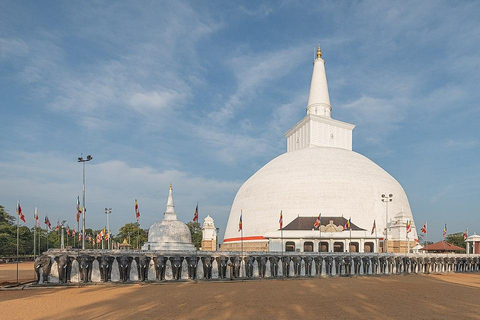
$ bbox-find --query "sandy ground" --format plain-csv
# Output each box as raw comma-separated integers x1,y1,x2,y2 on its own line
0,271,479,320
0,262,36,285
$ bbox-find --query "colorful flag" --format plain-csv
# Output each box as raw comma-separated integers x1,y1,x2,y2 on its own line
17,201,26,223
105,232,109,241
66,226,71,236
44,216,51,229
463,229,468,240
34,207,39,227
371,220,376,235
193,202,198,222
313,214,321,228
443,224,447,238
238,212,243,232
78,234,81,242
55,219,59,231
72,228,76,236
406,220,412,233
344,218,351,231
421,222,427,234
135,199,140,221
279,210,283,229
76,196,82,223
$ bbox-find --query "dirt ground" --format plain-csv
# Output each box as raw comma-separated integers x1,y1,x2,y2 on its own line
0,262,36,285
1,266,479,320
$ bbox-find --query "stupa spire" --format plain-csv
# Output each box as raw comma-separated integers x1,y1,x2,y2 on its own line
164,183,177,220
306,43,331,118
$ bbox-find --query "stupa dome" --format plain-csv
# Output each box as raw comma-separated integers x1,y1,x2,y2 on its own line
142,184,195,251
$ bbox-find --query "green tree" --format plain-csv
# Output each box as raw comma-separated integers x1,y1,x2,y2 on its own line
114,223,147,249
446,232,466,249
187,222,202,249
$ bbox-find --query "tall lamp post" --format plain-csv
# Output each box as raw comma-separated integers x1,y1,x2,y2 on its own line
105,208,112,250
381,194,393,253
78,154,93,249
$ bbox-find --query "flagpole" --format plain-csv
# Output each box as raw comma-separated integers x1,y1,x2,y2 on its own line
16,201,19,285
241,210,243,279
375,221,378,253
319,220,321,278
34,209,37,260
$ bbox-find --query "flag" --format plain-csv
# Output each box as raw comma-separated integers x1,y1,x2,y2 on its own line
44,216,51,229
421,222,427,234
193,202,198,222
464,229,468,240
313,214,321,228
135,199,140,221
78,234,81,242
72,228,76,236
55,219,59,231
105,232,109,241
279,211,283,229
371,220,376,235
34,207,39,227
238,212,243,232
344,218,351,231
17,201,26,223
443,224,447,238
66,226,71,236
76,196,82,223
406,220,412,233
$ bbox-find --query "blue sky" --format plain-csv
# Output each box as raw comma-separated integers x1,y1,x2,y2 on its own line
0,1,479,242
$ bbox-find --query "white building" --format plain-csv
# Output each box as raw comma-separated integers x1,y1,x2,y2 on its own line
201,215,217,251
222,44,418,253
466,234,480,254
142,184,195,251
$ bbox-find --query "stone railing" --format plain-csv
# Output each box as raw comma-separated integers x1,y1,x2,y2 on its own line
32,249,480,285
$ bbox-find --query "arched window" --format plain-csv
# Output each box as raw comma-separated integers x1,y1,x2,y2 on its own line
364,242,374,253
304,242,313,252
319,242,329,252
349,242,359,252
333,242,344,252
286,241,296,252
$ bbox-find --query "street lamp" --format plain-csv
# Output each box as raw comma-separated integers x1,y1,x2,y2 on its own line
381,193,393,253
105,208,112,250
78,154,93,249
215,227,220,251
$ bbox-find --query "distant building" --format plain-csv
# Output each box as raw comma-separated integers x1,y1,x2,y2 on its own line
420,241,465,253
201,215,217,251
466,234,480,254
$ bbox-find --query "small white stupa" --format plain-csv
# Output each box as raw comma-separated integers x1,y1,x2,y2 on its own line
142,184,195,251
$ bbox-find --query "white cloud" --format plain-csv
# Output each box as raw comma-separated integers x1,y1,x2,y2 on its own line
129,90,187,113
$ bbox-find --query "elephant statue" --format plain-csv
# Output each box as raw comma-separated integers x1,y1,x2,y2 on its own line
269,256,279,277
116,256,133,282
202,256,213,280
343,256,352,276
371,256,379,275
258,256,267,277
97,256,115,282
34,255,52,284
153,255,166,281
334,256,343,276
282,256,290,277
135,256,151,282
216,256,228,279
55,254,74,284
410,257,417,274
362,256,371,275
304,256,313,276
325,256,334,276
77,254,95,283
232,257,242,278
403,257,410,274
171,256,183,280
314,256,323,277
188,256,198,280
245,256,255,278
293,256,302,276
353,256,362,275
379,256,387,274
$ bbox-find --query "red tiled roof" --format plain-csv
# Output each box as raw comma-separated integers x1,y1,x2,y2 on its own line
419,240,465,252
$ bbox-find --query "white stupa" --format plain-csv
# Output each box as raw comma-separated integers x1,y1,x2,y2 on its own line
142,184,195,251
223,44,418,252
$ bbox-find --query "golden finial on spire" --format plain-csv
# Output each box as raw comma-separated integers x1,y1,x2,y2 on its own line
169,183,172,190
316,43,322,59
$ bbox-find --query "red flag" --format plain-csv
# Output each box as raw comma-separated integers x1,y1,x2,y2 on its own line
17,201,26,223
279,210,283,229
44,216,51,229
238,212,242,232
72,228,76,236
421,222,427,234
135,199,140,221
76,196,82,223
464,229,468,240
443,224,447,239
193,203,198,222
313,214,321,228
406,220,412,233
78,234,81,242
371,220,376,235
344,218,351,231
